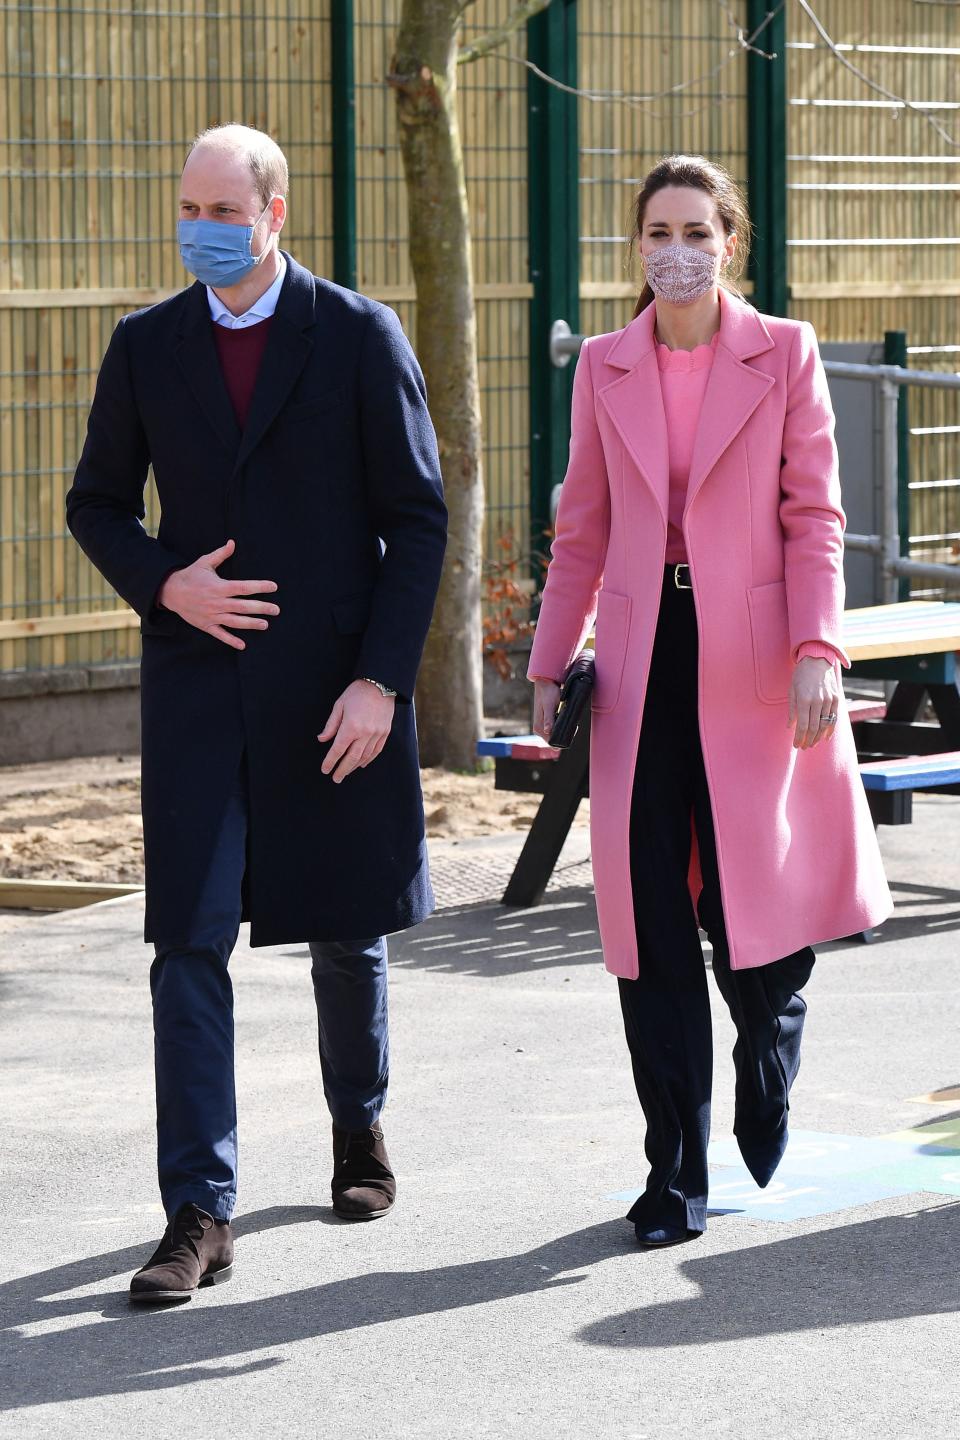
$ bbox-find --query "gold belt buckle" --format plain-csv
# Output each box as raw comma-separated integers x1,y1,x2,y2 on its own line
673,563,692,590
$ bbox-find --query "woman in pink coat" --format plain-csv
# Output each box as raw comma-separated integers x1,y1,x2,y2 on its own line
528,155,891,1248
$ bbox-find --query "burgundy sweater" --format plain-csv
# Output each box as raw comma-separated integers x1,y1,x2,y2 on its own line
212,316,274,429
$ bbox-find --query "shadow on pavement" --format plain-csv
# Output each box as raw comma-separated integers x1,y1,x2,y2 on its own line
391,887,603,976
5,1202,960,1408
909,1112,960,1154
282,877,960,972
1,1209,629,1410
578,1201,960,1350
281,887,604,977
877,880,960,944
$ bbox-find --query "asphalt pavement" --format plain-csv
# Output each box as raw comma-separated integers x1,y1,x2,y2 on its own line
1,800,958,1439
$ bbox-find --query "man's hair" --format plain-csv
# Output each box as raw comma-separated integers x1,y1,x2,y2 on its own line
187,124,289,208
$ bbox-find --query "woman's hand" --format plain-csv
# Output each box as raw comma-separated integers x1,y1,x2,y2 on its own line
533,678,562,742
788,656,841,750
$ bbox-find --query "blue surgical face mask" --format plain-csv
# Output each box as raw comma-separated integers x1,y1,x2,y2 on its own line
178,199,275,288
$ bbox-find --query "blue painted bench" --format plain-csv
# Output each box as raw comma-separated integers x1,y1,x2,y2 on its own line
859,751,960,825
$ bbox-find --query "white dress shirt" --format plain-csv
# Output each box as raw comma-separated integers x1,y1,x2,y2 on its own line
206,254,287,329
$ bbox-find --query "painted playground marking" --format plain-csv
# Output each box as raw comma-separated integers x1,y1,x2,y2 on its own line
608,1118,960,1222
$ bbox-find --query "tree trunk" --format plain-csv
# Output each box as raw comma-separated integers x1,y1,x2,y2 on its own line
392,1,484,771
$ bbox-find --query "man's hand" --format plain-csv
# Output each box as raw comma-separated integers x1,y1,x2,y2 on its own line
158,539,279,650
318,679,395,783
788,655,841,750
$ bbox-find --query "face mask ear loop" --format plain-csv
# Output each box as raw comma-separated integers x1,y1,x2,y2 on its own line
252,197,277,267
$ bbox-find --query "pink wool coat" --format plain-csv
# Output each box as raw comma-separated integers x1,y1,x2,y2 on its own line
528,289,893,976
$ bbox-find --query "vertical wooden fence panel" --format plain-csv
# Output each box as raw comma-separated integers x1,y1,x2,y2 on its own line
0,1,333,674
2,2,957,675
353,3,532,574
787,0,960,591
577,1,750,341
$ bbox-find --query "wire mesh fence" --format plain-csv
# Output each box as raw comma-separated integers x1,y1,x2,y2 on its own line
0,0,333,673
578,0,751,340
0,0,957,681
785,0,960,585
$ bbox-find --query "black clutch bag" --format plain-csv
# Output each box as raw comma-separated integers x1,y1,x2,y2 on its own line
548,649,595,749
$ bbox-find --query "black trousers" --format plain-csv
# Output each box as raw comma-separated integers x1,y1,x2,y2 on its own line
619,569,815,1234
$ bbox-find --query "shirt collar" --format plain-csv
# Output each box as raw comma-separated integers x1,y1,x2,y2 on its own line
206,254,287,329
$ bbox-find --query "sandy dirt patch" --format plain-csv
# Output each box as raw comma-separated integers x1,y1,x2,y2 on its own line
0,753,587,886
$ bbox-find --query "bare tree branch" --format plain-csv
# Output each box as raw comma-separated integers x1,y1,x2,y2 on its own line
715,0,782,57
797,0,959,147
458,0,959,146
457,0,552,65
469,0,785,122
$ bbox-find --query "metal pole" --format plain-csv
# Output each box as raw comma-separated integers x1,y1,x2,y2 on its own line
747,0,788,316
527,0,579,554
844,533,883,555
879,378,902,606
543,336,960,592
884,330,910,600
889,557,960,589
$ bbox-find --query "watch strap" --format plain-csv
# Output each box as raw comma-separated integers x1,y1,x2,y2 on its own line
360,676,397,698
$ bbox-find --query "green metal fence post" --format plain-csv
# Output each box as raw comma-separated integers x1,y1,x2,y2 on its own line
747,0,788,315
331,0,356,290
884,330,911,600
527,0,579,558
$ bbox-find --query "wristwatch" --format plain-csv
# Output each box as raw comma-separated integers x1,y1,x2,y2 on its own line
360,676,397,699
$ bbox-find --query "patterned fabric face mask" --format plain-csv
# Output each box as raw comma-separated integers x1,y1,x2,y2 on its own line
643,243,721,305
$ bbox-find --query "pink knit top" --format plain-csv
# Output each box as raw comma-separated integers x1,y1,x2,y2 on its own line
659,333,718,566
657,331,841,667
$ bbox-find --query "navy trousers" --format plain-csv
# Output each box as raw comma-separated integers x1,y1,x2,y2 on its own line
619,570,815,1235
150,766,389,1222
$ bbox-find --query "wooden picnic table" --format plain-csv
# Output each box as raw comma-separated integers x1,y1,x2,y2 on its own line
492,599,960,908
842,600,960,756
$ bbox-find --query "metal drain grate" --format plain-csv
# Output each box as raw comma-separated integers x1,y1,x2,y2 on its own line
427,832,592,910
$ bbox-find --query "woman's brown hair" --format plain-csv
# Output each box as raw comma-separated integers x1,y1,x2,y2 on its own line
628,154,751,318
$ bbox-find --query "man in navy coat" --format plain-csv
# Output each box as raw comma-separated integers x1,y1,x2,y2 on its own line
66,124,447,1303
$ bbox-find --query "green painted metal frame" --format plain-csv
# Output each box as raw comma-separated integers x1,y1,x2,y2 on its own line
746,0,788,315
331,0,356,290
883,330,911,600
849,652,956,686
527,0,579,562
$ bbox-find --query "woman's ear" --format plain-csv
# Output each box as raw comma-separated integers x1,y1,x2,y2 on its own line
723,230,738,268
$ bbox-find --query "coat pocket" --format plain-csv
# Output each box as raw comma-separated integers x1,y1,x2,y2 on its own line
746,579,792,704
591,588,631,713
285,386,348,423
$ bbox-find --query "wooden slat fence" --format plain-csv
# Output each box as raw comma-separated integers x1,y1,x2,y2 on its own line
1,0,957,679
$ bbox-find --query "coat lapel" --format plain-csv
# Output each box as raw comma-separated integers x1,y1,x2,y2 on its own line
595,289,777,526
685,290,775,513
597,305,669,526
233,255,315,474
174,281,242,456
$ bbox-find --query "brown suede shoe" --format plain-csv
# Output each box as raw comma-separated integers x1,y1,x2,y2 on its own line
331,1121,396,1220
129,1203,234,1305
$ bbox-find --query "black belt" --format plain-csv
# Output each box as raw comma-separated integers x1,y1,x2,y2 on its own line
668,563,692,590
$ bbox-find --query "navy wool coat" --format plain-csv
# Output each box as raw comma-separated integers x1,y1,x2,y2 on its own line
67,254,448,947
